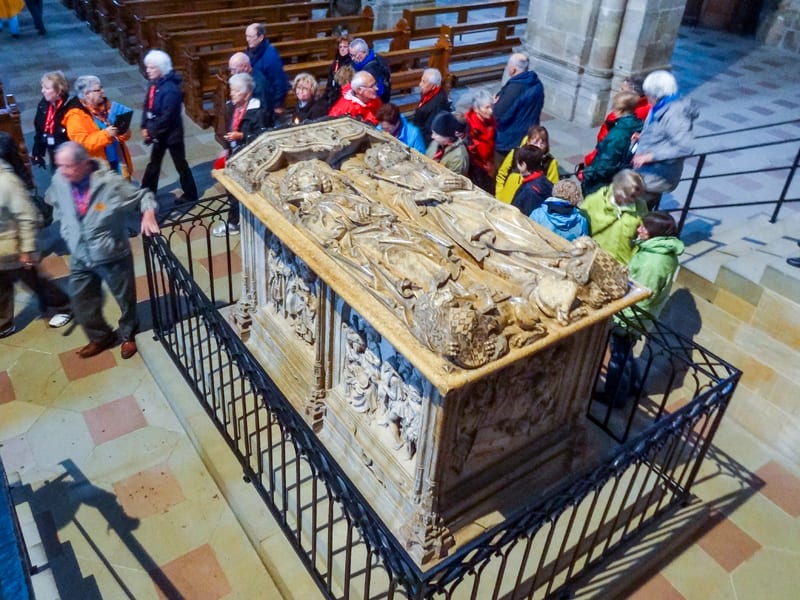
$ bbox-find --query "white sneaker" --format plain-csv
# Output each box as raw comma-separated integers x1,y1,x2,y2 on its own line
48,313,73,328
212,222,240,237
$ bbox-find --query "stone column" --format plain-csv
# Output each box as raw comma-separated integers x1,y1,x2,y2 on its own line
523,0,688,126
365,0,435,30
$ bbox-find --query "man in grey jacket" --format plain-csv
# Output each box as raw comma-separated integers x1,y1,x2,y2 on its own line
47,142,160,359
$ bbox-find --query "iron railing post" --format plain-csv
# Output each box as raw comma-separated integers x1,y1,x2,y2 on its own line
677,153,705,235
770,144,800,223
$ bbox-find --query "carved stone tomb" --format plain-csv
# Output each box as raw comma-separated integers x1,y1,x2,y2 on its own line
214,118,647,566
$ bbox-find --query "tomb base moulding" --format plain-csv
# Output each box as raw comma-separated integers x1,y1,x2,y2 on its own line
214,118,647,566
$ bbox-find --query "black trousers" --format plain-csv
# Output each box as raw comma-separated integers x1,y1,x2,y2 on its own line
141,139,198,201
25,0,45,32
0,266,70,330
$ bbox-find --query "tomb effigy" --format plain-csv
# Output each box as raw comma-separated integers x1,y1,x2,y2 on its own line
214,118,647,565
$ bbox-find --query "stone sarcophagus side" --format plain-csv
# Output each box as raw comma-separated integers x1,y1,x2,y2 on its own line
214,118,647,566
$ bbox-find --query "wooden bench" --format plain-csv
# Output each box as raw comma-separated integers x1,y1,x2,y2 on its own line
129,2,328,65
158,7,374,60
402,1,525,88
0,86,33,188
438,18,526,87
402,0,520,38
184,21,412,128
106,0,284,55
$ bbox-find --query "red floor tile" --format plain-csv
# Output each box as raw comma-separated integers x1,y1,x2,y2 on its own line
0,371,16,404
152,544,232,600
83,395,147,445
756,461,800,518
697,509,761,572
38,254,70,279
59,346,117,381
197,251,242,279
629,573,686,600
113,462,185,519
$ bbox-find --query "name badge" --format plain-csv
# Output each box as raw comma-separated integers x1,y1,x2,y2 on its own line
146,111,154,119
47,136,55,145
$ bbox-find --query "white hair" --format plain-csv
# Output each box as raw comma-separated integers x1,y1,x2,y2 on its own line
349,38,368,54
74,75,101,99
351,70,374,91
643,70,678,100
229,72,254,94
472,89,494,109
144,49,173,75
422,68,442,86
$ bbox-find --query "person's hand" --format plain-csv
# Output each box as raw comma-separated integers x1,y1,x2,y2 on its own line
223,131,243,142
106,126,119,139
141,128,150,141
19,252,38,269
631,152,653,168
140,209,160,237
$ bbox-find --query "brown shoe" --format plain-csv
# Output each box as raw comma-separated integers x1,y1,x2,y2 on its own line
120,340,137,359
78,336,116,358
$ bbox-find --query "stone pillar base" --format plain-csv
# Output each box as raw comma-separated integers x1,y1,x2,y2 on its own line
524,49,613,128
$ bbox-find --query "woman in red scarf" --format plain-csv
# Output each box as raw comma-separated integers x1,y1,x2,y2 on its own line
212,72,270,237
465,89,497,193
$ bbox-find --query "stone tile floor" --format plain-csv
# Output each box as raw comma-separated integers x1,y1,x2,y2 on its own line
1,1,799,599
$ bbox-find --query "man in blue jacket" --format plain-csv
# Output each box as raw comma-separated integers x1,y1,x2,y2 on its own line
245,23,288,110
47,142,160,360
493,53,545,165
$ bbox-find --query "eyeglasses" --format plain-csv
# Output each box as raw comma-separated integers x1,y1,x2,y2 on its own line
87,88,103,93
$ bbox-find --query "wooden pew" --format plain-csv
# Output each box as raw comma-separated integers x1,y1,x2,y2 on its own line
0,86,33,188
402,0,520,37
184,21,412,128
128,2,328,65
402,1,525,88
107,0,296,58
159,7,374,60
438,18,526,87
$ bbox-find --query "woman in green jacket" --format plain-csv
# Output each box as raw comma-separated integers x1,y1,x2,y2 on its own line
601,211,684,407
580,169,649,264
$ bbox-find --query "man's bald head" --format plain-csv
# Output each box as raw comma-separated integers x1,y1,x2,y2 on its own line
507,53,530,77
229,52,252,74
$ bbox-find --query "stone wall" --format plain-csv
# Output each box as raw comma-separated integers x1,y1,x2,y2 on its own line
524,0,688,127
757,0,800,53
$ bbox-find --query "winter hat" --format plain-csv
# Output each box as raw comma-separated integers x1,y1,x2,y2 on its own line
431,111,460,139
552,179,583,206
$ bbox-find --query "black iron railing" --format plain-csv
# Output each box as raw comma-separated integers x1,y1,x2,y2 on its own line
665,120,800,233
142,215,741,599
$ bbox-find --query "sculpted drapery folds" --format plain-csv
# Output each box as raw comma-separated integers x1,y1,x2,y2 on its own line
236,126,627,369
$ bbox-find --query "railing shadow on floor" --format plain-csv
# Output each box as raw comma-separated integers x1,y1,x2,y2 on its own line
6,459,186,600
140,208,743,599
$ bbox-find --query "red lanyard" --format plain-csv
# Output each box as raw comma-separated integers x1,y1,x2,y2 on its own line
44,99,63,135
231,105,246,132
71,184,91,217
146,85,156,110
